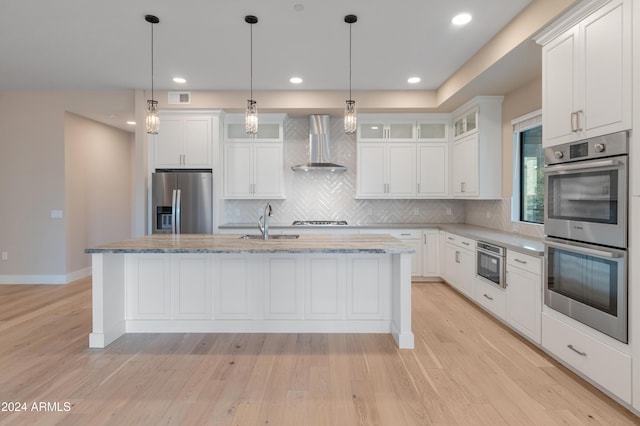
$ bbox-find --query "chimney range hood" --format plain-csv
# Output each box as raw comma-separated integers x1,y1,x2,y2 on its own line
291,115,348,172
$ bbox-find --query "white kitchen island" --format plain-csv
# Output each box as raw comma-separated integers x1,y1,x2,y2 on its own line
85,233,415,349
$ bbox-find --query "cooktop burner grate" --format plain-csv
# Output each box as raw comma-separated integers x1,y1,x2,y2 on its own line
292,220,348,226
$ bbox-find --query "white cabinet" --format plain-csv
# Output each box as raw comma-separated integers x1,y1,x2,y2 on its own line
358,120,415,141
442,232,475,298
263,254,304,319
422,229,440,277
417,143,449,198
540,0,631,147
153,113,215,169
304,255,347,319
223,142,284,199
542,312,631,403
505,251,542,344
356,143,416,198
347,254,391,319
417,120,449,142
475,277,506,320
360,229,422,277
213,255,255,319
224,122,283,142
127,254,211,320
450,97,502,199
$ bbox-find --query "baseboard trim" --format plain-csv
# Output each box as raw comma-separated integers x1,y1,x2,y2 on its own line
0,267,91,285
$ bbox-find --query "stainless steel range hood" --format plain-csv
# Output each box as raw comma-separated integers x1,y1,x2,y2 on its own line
291,115,347,172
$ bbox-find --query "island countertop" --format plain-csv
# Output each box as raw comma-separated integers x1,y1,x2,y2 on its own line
85,233,416,254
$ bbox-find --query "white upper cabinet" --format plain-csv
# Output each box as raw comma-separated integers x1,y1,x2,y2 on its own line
357,120,416,141
223,114,286,199
450,97,502,199
153,112,218,169
417,120,449,142
417,143,449,198
539,0,631,147
357,143,416,198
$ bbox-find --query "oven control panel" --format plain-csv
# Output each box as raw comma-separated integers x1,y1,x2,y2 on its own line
544,131,628,165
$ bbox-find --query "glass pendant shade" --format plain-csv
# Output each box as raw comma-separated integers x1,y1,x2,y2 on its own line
344,99,357,135
245,99,258,135
145,99,160,134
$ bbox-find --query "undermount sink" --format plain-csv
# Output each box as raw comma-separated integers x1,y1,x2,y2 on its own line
239,234,300,240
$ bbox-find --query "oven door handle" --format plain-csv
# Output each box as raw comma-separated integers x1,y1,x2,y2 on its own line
545,238,624,259
544,159,621,173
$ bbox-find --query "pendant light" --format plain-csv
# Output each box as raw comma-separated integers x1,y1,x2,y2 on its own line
344,14,358,135
245,15,259,135
144,14,160,134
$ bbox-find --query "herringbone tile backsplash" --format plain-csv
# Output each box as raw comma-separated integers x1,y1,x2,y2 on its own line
224,115,542,239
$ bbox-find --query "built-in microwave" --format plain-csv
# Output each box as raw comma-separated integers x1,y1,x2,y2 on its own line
544,131,628,249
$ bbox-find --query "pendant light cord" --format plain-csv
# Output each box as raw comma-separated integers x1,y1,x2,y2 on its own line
150,20,154,101
250,22,253,101
348,21,352,101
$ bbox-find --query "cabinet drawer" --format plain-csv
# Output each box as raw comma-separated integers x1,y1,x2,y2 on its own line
444,232,474,250
507,251,541,275
389,229,421,239
475,278,506,320
541,313,631,403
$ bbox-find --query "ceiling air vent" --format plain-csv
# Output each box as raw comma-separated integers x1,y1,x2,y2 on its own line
168,91,191,104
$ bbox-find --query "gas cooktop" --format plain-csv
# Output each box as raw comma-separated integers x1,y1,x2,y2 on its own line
292,220,348,226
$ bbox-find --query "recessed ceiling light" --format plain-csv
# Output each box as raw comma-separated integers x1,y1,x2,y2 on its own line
173,77,186,84
290,77,303,84
127,121,136,125
452,13,472,26
407,77,421,84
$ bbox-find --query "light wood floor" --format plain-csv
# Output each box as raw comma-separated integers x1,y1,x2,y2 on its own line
0,278,638,425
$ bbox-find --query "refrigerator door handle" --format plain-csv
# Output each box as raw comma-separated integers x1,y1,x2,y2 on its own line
171,190,178,234
175,189,182,234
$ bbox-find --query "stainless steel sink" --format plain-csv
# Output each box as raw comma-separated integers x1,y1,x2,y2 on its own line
239,234,300,240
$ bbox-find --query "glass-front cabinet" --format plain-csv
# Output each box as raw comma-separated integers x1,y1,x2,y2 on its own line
453,108,478,139
357,120,415,141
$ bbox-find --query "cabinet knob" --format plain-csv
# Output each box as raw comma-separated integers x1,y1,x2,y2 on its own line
554,151,564,160
594,143,605,153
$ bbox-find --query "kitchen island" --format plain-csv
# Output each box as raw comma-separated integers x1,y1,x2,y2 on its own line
85,234,415,349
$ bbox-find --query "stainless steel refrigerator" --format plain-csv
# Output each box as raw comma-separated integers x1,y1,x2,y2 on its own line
152,170,213,234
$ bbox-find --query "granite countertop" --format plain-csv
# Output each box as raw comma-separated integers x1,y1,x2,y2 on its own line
219,222,545,256
85,233,415,254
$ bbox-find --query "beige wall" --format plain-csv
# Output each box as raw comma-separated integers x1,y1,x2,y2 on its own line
64,112,133,276
501,77,543,197
0,92,133,283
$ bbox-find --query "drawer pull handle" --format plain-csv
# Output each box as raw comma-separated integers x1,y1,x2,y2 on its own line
448,237,454,241
462,242,470,246
514,259,527,264
567,344,587,357
400,233,411,237
483,294,494,301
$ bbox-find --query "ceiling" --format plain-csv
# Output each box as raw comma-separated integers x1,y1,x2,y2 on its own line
0,0,546,129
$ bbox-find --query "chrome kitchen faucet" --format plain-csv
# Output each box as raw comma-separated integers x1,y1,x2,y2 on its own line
258,201,272,240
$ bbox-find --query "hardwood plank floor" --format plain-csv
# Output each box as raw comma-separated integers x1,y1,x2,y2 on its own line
0,278,638,425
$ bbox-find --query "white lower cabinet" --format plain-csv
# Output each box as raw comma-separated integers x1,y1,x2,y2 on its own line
263,254,305,319
126,254,171,319
170,255,212,319
443,233,475,298
542,312,631,403
505,251,542,344
347,254,391,319
213,254,255,319
304,255,347,319
474,278,506,320
422,229,440,277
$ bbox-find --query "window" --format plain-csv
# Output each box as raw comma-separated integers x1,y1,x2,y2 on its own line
512,110,543,224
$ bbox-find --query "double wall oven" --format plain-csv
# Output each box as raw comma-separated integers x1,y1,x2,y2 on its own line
543,131,628,343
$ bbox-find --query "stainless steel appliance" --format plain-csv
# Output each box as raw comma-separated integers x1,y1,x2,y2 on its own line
543,131,629,343
292,220,348,226
291,115,348,172
544,131,628,248
152,169,213,234
476,241,506,288
545,237,627,343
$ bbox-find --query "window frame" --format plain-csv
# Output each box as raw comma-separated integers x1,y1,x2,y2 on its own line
511,109,543,226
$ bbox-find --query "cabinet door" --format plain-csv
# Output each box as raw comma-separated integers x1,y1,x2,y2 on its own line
452,135,478,197
154,117,184,168
358,122,386,141
182,117,211,168
542,27,578,146
347,255,391,319
443,244,459,288
388,121,415,140
357,144,387,197
171,255,211,319
422,230,440,277
457,248,476,298
387,144,416,197
401,237,422,277
417,143,448,197
581,0,630,138
224,143,253,198
213,255,255,319
253,143,284,198
506,266,541,343
417,121,448,142
126,254,171,319
264,255,304,319
304,255,346,319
